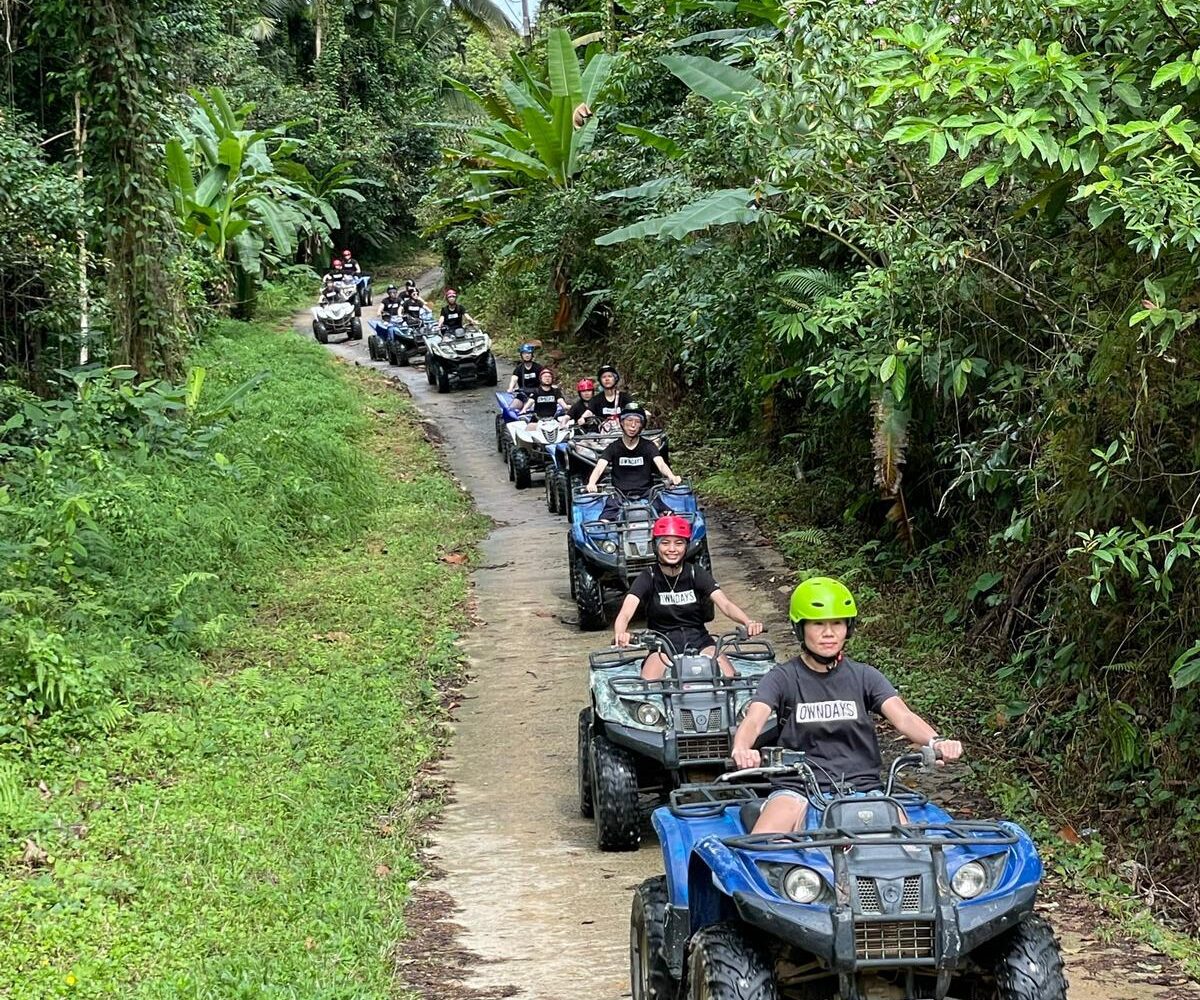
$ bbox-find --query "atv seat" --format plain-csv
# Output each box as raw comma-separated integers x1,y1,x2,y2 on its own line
739,799,768,833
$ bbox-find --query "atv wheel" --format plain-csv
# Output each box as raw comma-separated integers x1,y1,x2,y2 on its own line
507,445,515,481
574,558,607,630
395,347,409,367
991,915,1068,1000
350,318,363,341
437,364,451,394
561,472,573,517
546,470,560,514
591,735,640,851
367,335,380,361
631,876,673,1000
577,708,594,818
694,539,712,575
425,356,436,385
568,536,578,600
495,414,505,454
313,320,329,345
483,352,499,386
511,448,532,489
686,923,777,1000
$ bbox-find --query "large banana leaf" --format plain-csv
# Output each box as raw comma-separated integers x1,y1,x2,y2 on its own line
581,52,613,107
616,124,685,159
659,53,761,104
547,28,583,105
595,187,766,245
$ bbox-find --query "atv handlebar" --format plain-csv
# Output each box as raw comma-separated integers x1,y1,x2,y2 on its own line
717,746,948,803
621,626,767,657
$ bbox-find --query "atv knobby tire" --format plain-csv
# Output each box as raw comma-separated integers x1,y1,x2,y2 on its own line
694,539,712,575
546,469,560,514
367,335,382,361
685,923,777,1000
511,447,532,489
568,536,579,600
350,317,363,341
991,915,1068,1000
578,708,594,818
313,320,329,344
591,734,640,851
437,364,451,394
483,352,499,386
495,415,505,454
631,876,674,1000
574,558,606,630
425,355,436,385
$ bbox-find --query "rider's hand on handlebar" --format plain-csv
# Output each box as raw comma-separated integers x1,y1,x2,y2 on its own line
935,739,963,763
744,621,764,637
731,747,761,770
586,482,599,494
670,474,682,486
614,630,633,648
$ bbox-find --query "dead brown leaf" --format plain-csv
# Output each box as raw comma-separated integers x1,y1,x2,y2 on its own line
22,839,48,867
441,552,468,566
1058,824,1081,845
375,864,392,878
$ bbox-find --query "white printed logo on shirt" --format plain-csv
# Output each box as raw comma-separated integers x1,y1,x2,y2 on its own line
658,589,696,606
618,456,645,466
794,700,859,724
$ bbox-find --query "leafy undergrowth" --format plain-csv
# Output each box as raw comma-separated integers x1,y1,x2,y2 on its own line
0,322,485,998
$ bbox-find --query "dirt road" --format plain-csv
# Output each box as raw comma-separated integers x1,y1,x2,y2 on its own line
297,285,1198,1000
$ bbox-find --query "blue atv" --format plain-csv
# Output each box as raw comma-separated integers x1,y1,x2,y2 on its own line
568,483,709,631
355,273,372,306
632,749,1066,1000
493,391,526,466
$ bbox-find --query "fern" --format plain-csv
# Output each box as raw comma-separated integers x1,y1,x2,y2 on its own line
775,267,847,301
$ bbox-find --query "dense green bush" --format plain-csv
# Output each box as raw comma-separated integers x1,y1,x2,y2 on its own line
0,325,379,751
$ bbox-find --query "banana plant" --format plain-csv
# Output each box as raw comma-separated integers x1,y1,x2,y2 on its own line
164,87,345,315
448,28,612,190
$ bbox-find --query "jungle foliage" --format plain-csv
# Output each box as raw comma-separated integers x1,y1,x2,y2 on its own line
427,0,1200,918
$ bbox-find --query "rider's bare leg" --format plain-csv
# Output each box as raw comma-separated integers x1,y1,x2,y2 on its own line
639,645,733,680
753,793,808,834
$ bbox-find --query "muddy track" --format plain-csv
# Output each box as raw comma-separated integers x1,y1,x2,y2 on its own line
296,276,1198,1000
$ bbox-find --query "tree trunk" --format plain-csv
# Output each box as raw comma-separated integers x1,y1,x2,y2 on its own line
74,90,90,366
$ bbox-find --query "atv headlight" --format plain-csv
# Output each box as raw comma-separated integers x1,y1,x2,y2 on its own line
782,866,824,904
600,540,617,554
952,861,988,899
635,703,663,727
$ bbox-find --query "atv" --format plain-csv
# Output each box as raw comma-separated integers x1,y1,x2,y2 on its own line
424,325,499,393
384,315,429,366
354,272,372,307
506,412,572,490
493,391,526,465
631,748,1065,1000
579,629,776,852
568,482,709,630
312,293,363,345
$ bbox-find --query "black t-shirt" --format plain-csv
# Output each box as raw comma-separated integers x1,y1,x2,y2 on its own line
589,390,632,423
380,296,402,319
342,259,360,275
512,362,543,391
530,385,564,417
629,564,719,634
751,656,899,792
441,304,465,329
569,397,596,423
401,296,423,323
600,436,660,494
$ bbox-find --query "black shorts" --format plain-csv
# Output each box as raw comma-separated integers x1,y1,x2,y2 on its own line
657,627,715,656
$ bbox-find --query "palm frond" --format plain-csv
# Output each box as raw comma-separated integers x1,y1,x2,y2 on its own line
449,0,517,34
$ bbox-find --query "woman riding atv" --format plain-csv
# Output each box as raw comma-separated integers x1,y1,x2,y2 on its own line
731,577,963,833
508,343,544,394
438,289,477,332
518,367,566,419
569,378,598,426
587,364,631,427
613,515,763,680
584,402,680,518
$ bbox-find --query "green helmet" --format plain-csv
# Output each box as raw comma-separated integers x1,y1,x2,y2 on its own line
789,577,857,622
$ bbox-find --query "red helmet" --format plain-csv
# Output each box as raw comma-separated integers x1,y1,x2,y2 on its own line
332,259,343,268
445,288,457,298
341,249,352,258
652,515,692,541
576,378,595,392
539,367,555,382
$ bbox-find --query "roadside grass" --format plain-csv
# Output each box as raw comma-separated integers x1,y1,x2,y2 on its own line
0,322,485,998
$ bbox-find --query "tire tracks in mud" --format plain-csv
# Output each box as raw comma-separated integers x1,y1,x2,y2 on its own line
295,277,1198,1000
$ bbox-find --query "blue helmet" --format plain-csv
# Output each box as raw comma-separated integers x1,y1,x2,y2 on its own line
519,343,536,356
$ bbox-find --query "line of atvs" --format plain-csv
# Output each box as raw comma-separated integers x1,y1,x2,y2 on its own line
489,390,1067,1000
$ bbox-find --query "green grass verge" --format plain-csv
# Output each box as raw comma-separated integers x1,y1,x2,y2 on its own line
0,321,486,998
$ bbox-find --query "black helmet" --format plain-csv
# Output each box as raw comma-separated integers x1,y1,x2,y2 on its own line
405,279,416,289
619,400,646,430
386,284,399,292
597,363,620,383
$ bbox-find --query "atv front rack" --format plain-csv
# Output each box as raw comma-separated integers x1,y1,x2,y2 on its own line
667,782,933,818
724,821,1019,852
608,675,760,697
